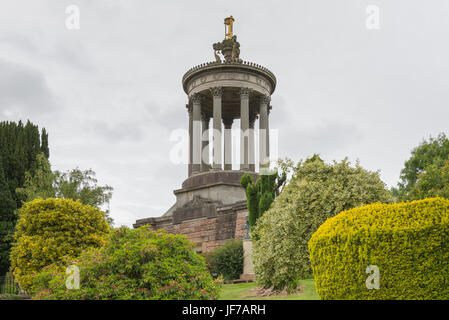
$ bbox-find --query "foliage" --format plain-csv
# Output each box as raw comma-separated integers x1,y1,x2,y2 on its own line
204,240,243,281
392,133,449,200
31,226,221,300
53,168,113,214
252,156,392,291
15,161,113,221
0,121,49,274
240,171,286,229
15,153,55,203
0,157,17,275
308,197,449,300
10,198,109,292
0,121,49,206
406,160,449,199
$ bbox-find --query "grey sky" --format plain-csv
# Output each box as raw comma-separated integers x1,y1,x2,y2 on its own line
1,0,448,226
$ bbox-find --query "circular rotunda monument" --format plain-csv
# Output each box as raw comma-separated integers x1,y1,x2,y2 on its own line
134,17,277,253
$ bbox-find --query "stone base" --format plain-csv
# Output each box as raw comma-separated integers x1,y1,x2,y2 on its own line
174,170,259,208
240,239,255,281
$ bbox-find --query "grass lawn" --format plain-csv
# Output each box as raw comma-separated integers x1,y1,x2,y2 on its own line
218,279,319,300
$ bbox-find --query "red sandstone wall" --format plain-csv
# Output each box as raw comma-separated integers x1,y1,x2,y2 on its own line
152,210,248,253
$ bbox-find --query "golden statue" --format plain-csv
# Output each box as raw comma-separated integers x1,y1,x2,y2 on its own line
224,16,234,40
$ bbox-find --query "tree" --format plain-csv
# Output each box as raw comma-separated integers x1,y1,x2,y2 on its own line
31,226,221,300
0,157,17,275
10,198,110,292
393,133,449,200
240,170,286,229
15,153,55,203
40,128,49,159
15,161,113,221
407,160,449,200
252,156,392,292
0,121,49,274
53,168,113,217
0,121,48,204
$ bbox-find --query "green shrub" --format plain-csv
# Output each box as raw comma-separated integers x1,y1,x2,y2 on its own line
31,226,221,300
240,172,286,229
10,198,109,292
204,240,243,281
308,197,449,300
252,157,392,291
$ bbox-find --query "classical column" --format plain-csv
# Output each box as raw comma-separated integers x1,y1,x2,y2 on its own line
191,93,202,174
249,113,257,172
267,105,272,160
240,88,251,171
187,104,193,177
201,113,210,172
259,95,270,169
211,87,223,170
223,117,233,170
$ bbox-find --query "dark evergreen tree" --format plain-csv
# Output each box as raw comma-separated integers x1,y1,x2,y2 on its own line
0,156,17,275
41,128,50,159
240,170,287,230
0,120,49,275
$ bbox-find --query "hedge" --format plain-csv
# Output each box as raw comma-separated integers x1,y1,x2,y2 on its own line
308,197,449,300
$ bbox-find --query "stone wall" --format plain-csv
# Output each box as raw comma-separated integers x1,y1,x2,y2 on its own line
135,201,248,254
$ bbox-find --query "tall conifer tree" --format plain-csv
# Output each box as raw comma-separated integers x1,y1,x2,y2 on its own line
0,156,17,275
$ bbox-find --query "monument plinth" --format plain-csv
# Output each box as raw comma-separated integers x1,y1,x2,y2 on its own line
134,17,277,255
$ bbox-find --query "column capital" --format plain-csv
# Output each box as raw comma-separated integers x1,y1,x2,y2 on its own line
268,104,273,115
223,117,234,128
186,104,192,114
191,93,202,104
259,94,271,105
240,87,252,98
210,86,223,97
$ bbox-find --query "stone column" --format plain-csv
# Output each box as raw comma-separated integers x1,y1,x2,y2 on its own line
267,105,272,160
191,93,202,174
187,104,193,177
211,87,223,170
249,113,257,172
223,117,233,170
259,95,270,169
240,88,251,171
240,239,255,281
201,113,210,172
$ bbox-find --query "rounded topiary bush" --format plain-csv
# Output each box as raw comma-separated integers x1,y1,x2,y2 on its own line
10,198,109,292
31,226,221,300
308,197,449,300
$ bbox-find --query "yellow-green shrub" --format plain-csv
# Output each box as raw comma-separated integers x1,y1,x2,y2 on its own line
10,198,109,292
308,197,449,300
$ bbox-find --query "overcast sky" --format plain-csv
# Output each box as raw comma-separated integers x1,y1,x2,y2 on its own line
1,0,448,227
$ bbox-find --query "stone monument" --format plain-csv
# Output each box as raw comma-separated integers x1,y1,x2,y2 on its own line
134,17,277,257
